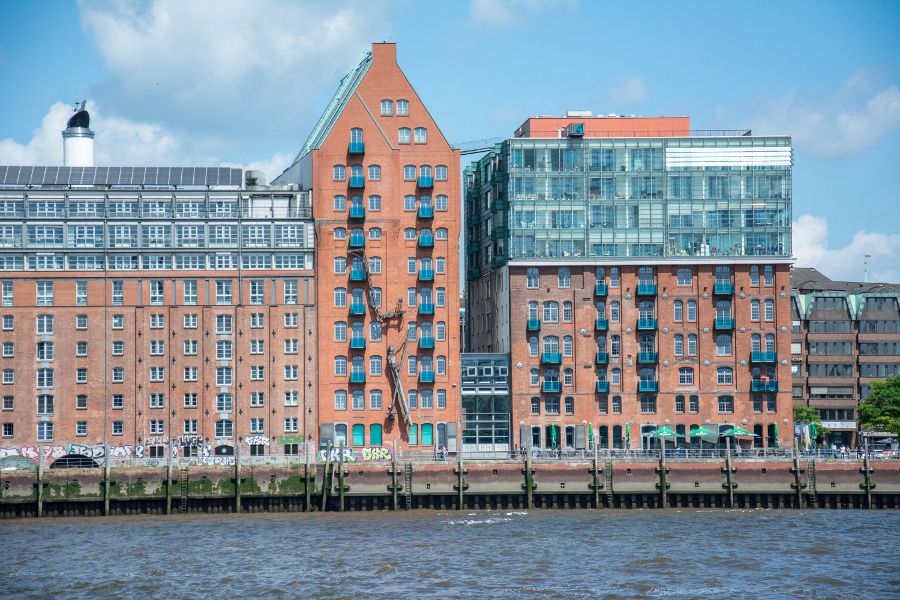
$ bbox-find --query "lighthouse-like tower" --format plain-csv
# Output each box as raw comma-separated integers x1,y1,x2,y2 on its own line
62,101,94,167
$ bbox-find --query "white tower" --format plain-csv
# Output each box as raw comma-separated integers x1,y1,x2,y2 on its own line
62,101,94,167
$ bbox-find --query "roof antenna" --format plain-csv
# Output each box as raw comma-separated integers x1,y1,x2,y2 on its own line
863,254,871,283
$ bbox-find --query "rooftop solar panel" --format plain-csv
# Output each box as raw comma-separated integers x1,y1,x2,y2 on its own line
0,165,242,187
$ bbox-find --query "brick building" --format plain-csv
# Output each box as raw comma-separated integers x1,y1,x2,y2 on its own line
791,267,900,448
0,160,316,460
275,43,461,452
465,114,794,451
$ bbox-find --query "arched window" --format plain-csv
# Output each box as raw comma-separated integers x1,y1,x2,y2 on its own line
610,335,621,356
609,301,620,322
563,301,573,322
528,301,538,320
530,368,539,386
675,395,685,413
333,287,346,307
368,227,382,240
435,194,448,211
687,334,698,356
333,164,346,181
350,127,363,144
718,395,734,413
333,227,346,240
674,300,683,322
368,165,381,180
639,300,655,320
334,390,347,410
369,355,382,375
352,424,365,446
751,333,761,352
403,165,416,180
368,194,381,211
716,333,733,356
404,227,416,239
687,300,697,322
419,165,432,178
563,368,573,385
334,355,347,375
414,127,427,143
528,336,539,357
526,268,540,289
333,195,346,211
543,301,559,322
435,165,448,180
764,299,775,321
677,268,692,286
611,368,621,385
717,367,733,384
563,335,573,357
751,299,761,321
542,336,559,354
557,267,571,288
334,321,347,341
380,99,393,116
436,228,448,240
765,333,776,352
396,99,409,115
678,367,694,385
674,334,684,356
350,165,363,179
398,128,411,144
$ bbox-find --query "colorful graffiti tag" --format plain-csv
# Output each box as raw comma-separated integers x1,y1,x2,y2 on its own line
316,446,394,462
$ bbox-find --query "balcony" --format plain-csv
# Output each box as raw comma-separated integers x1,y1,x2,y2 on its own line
527,319,541,332
596,381,610,394
417,175,434,188
490,172,508,185
348,175,365,188
348,141,365,154
595,352,609,364
349,234,365,248
595,318,609,332
491,227,507,241
349,268,367,282
491,199,508,212
751,351,778,363
468,213,482,226
594,282,607,295
466,241,480,253
466,189,479,201
417,206,434,219
349,302,366,316
467,267,481,280
751,379,778,392
637,351,658,364
637,318,658,331
418,269,434,282
417,234,434,248
714,281,734,295
418,303,435,316
419,371,435,384
542,380,561,393
714,317,735,330
636,282,657,296
491,255,508,268
350,371,366,384
419,336,435,350
638,380,659,393
349,205,365,220
349,336,366,350
541,352,561,365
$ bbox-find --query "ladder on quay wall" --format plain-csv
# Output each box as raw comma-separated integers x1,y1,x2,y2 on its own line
605,459,614,507
807,459,817,507
404,463,413,509
180,468,189,513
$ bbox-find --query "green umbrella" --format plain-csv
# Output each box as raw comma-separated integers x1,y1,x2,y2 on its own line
688,426,717,451
624,423,630,449
550,425,558,449
721,426,759,437
651,427,685,438
773,423,779,448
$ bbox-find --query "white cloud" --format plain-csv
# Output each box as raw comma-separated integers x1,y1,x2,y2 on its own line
77,0,392,138
793,214,900,283
750,76,900,155
470,0,574,26
610,76,647,106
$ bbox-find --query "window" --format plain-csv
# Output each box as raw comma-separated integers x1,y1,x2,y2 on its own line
283,313,298,328
764,299,775,321
526,268,540,288
543,301,559,322
414,127,427,143
76,280,87,306
334,287,347,308
1,315,11,330
398,127,411,144
150,393,165,408
112,367,124,383
284,365,299,380
250,366,265,381
763,265,774,285
250,418,264,434
562,301,573,322
1,369,12,385
215,419,233,438
687,334,698,356
715,334,732,356
675,395,685,413
609,301,620,323
397,99,409,115
150,314,164,329
216,367,233,386
1,281,12,307
184,419,198,434
37,421,53,442
150,419,165,434
689,395,699,413
677,268,692,286
184,393,198,408
369,227,382,240
750,265,760,285
611,335,620,357
531,397,540,415
436,228,448,240
674,300,683,322
215,280,232,305
557,268,571,288
717,367,733,385
76,314,88,329
435,165,448,181
563,336,573,357
640,395,656,414
380,99,393,116
75,395,87,410
150,280,164,305
686,300,697,322
112,395,124,409
184,313,198,328
36,314,54,335
334,356,348,376
751,299,760,321
36,281,54,306
334,390,347,410
37,394,54,415
1,396,11,411
674,335,684,356
333,164,346,181
216,314,233,334
718,395,734,413
75,421,87,436
368,165,381,180
369,355,382,375
678,368,694,385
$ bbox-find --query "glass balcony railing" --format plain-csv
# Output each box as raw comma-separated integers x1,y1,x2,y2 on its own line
596,380,610,393
417,234,434,248
350,371,366,384
417,175,434,188
751,379,778,392
349,205,365,220
542,380,561,393
349,268,366,282
349,175,365,188
636,282,657,296
349,302,366,315
349,336,366,350
418,269,434,282
638,380,659,393
751,351,778,363
419,336,435,350
417,206,434,219
418,303,435,315
419,371,435,384
595,352,609,364
637,351,658,364
595,318,609,331
714,317,735,330
541,352,561,364
349,234,365,248
637,318,658,330
348,141,365,154
594,282,607,295
714,281,735,295
527,319,541,331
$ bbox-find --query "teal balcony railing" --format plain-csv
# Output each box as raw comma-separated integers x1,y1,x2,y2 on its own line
418,269,434,282
491,227,507,241
751,379,778,392
349,268,366,282
419,371,435,384
638,351,658,364
466,241,480,253
638,380,659,393
714,281,734,295
349,234,365,248
350,371,366,384
637,318,658,330
417,205,434,219
419,336,435,350
348,175,365,188
349,302,366,316
596,380,610,394
418,303,435,316
349,336,366,350
542,380,561,393
468,213,482,226
595,318,609,331
467,267,481,280
594,282,607,295
595,352,609,364
751,351,778,363
348,141,365,154
541,352,561,364
417,175,433,188
491,255,508,268
636,282,657,295
349,205,365,220
714,317,735,330
527,319,541,331
490,199,508,212
418,234,434,248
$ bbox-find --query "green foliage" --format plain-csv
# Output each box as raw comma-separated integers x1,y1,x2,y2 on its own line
858,376,900,436
794,404,829,437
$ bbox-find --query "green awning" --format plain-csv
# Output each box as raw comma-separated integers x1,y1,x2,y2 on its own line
688,426,717,437
651,426,684,438
721,426,759,437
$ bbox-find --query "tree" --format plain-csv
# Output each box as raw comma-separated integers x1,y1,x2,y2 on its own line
793,404,829,440
858,376,900,437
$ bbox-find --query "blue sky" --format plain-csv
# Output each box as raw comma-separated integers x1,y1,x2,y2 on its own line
1,0,898,281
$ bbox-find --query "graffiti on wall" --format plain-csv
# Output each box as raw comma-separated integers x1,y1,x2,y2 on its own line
316,446,394,462
243,435,270,447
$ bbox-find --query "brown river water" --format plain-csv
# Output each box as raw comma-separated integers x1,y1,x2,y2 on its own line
2,509,898,599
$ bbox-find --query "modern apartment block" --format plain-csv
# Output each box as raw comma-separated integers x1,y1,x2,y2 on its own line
791,267,900,448
465,114,793,451
0,115,316,458
460,353,511,454
275,43,461,452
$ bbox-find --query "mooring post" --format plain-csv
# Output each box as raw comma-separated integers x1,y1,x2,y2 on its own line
36,450,44,518
234,443,242,513
103,442,111,516
456,448,465,510
338,443,345,513
524,435,534,509
724,437,734,509
861,434,873,509
304,441,312,513
659,439,668,509
320,443,331,512
390,440,399,511
792,437,805,508
165,444,173,515
592,435,600,509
